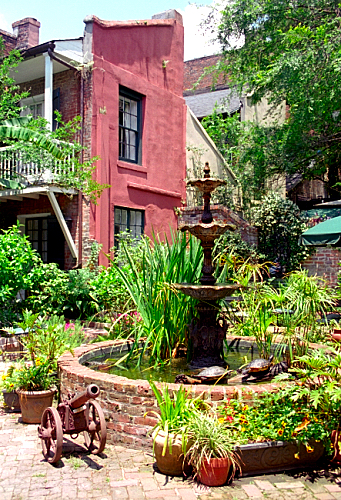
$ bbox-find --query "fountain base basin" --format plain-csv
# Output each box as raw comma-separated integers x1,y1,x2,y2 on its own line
58,337,297,448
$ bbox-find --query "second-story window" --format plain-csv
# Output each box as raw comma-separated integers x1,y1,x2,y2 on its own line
119,87,142,164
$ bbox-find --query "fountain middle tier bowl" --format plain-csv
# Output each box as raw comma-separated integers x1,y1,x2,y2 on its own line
187,177,227,194
181,222,236,243
173,283,241,300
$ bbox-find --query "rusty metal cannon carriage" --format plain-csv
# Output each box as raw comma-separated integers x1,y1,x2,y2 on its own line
38,384,107,463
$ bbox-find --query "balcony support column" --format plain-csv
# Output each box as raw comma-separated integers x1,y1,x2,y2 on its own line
44,52,53,131
47,189,78,261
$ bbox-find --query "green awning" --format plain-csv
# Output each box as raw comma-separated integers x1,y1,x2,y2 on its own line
301,216,341,246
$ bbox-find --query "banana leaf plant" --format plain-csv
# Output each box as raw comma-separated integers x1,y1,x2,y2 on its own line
0,117,64,159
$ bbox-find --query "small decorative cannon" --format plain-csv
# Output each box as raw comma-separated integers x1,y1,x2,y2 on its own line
38,384,107,463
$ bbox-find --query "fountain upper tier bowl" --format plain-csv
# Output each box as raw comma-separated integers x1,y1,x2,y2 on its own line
173,283,241,301
181,222,236,244
187,177,226,194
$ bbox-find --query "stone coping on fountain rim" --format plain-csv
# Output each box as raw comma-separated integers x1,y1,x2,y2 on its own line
57,336,327,448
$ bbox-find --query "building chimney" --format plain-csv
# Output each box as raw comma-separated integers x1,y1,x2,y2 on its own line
12,18,40,49
152,10,183,25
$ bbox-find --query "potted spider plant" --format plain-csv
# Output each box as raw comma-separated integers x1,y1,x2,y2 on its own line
184,412,240,486
146,380,205,476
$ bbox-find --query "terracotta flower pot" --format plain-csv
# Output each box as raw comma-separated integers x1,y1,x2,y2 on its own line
2,389,21,412
16,389,55,424
198,457,231,486
331,329,341,342
153,430,187,476
331,430,341,465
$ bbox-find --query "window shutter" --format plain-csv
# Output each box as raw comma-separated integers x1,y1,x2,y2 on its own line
53,88,60,131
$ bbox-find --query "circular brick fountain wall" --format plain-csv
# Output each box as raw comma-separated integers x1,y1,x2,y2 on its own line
58,337,285,448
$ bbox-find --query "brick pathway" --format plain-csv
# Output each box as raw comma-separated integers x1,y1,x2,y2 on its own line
1,357,341,500
0,408,341,500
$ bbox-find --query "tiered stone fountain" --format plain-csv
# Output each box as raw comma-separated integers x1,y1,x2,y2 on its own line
174,163,241,369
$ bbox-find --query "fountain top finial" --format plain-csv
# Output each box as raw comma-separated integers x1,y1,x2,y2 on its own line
204,162,210,178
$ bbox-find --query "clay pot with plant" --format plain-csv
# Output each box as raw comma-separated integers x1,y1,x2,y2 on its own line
184,412,240,486
146,380,206,476
4,310,57,424
15,360,56,423
1,364,21,412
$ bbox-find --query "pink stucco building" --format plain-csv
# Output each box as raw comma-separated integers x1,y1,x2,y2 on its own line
0,10,186,267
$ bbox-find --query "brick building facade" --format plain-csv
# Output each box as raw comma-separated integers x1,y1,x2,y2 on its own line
302,246,341,287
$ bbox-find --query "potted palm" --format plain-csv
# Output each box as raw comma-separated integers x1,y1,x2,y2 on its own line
5,311,58,424
146,380,205,476
15,359,56,423
185,412,240,487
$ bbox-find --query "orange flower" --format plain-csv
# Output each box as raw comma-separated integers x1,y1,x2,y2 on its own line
278,429,284,436
305,444,314,453
294,417,310,433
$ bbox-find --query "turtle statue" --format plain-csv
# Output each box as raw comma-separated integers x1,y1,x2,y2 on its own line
239,356,274,382
174,366,231,384
238,356,288,383
193,365,231,383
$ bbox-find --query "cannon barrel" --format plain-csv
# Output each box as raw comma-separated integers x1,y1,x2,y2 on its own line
69,384,100,409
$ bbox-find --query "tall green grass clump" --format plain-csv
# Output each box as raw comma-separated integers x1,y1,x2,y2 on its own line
113,231,203,366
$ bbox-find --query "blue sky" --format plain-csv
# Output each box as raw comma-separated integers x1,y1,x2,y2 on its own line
0,0,221,60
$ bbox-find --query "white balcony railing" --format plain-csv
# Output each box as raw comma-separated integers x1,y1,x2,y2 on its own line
0,144,75,187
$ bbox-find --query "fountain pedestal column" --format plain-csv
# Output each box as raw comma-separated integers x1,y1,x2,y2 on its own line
189,301,227,369
175,162,241,370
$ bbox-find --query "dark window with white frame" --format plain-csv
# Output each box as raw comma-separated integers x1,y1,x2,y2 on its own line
119,87,142,164
25,216,71,269
114,207,144,247
26,217,48,262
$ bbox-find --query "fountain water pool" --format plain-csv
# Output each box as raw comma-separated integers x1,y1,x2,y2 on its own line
58,337,288,448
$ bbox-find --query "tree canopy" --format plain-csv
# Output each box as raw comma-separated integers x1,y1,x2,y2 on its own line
205,0,341,202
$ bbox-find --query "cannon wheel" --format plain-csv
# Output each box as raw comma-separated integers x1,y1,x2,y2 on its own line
84,400,107,455
40,407,63,463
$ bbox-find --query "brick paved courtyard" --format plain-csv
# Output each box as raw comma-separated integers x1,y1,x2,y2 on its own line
1,353,341,500
1,405,341,500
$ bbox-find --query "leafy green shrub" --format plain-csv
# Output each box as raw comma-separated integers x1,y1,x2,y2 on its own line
26,263,69,316
27,265,100,319
0,224,43,325
214,230,262,265
219,385,336,453
27,236,142,321
251,193,310,272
